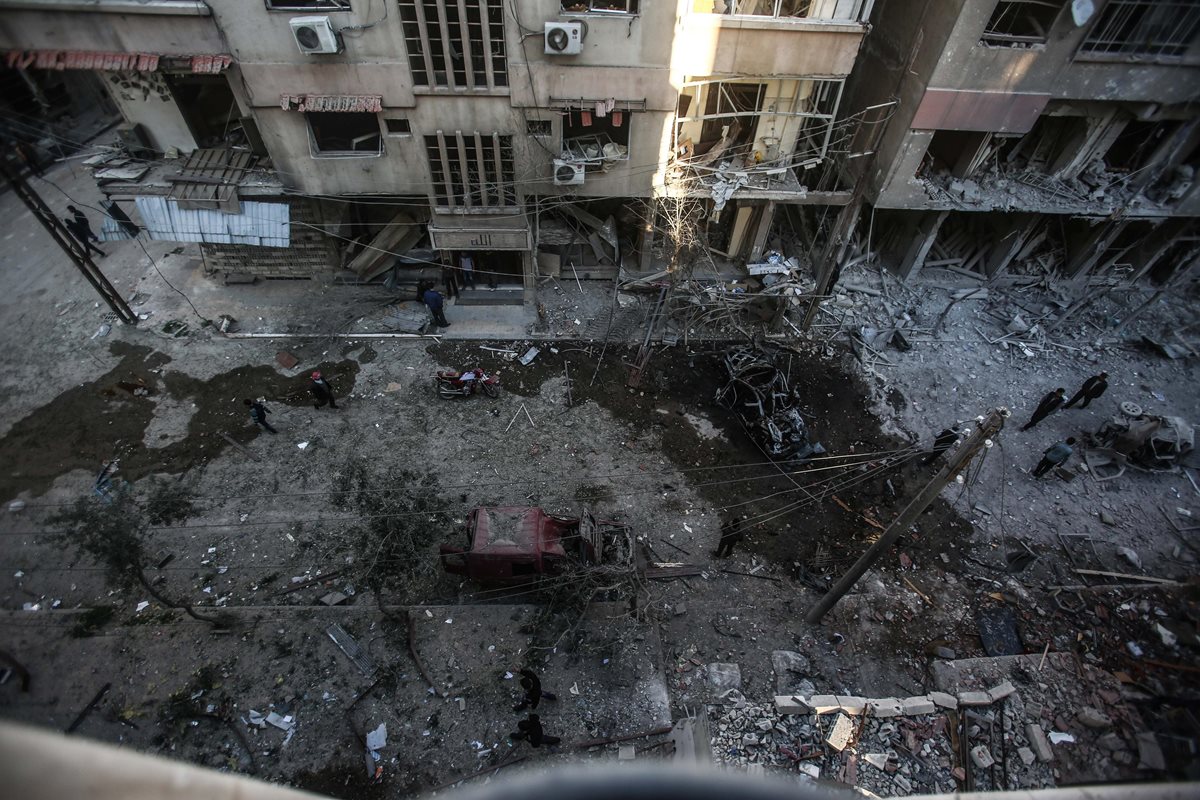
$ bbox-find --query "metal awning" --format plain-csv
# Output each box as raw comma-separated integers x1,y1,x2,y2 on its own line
169,148,256,214
279,94,383,113
3,50,232,73
135,197,290,247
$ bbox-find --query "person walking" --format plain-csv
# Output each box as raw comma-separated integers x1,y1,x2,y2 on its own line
459,253,476,289
1021,388,1066,432
309,371,338,409
712,516,743,559
442,261,460,300
423,286,450,327
1032,437,1076,478
1064,372,1108,409
244,399,276,433
923,425,962,464
513,669,557,712
64,205,105,258
509,714,560,747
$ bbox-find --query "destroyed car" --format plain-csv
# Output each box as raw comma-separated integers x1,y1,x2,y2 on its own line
1088,408,1198,477
439,506,630,583
714,345,825,464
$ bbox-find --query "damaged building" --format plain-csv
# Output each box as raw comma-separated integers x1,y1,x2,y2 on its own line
838,0,1200,286
0,0,874,303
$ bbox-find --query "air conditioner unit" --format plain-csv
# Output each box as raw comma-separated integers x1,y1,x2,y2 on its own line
544,21,584,55
553,159,585,186
290,16,342,55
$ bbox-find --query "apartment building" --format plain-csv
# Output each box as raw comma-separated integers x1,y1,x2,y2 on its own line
841,0,1200,285
0,0,873,300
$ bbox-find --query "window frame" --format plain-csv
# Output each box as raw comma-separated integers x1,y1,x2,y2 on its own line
980,0,1066,47
384,118,413,137
306,111,384,158
560,1,640,15
264,0,353,11
1077,0,1200,63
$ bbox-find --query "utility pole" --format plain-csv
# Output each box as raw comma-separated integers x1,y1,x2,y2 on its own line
0,158,136,324
804,408,1009,624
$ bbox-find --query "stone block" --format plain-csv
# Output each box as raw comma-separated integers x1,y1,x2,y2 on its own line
775,695,812,715
1025,723,1054,763
808,694,840,715
826,713,854,752
707,663,742,692
771,650,812,695
894,774,912,793
988,680,1017,702
1076,707,1112,729
970,745,995,769
867,698,903,718
1017,747,1036,766
836,696,867,716
958,691,992,707
929,691,958,710
901,696,936,716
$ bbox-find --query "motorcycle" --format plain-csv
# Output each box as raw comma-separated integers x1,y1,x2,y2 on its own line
435,367,500,399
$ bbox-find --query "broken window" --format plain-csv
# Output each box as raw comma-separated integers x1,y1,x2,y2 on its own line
397,0,508,90
1079,0,1200,60
1103,119,1176,172
307,112,382,156
561,1,639,12
527,119,552,137
981,0,1066,45
562,109,631,171
384,118,412,136
424,131,516,209
266,0,351,9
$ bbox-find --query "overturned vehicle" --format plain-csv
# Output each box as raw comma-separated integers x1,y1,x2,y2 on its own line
714,345,825,464
1085,405,1198,480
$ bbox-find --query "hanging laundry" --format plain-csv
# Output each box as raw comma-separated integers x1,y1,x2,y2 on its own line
611,111,624,127
580,110,593,127
594,100,606,119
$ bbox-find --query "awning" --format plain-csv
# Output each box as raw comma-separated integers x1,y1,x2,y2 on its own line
135,197,290,247
280,94,383,113
3,50,233,74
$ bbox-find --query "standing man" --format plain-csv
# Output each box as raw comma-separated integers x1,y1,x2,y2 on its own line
1032,437,1076,478
244,398,276,433
423,286,450,327
64,205,105,258
923,425,962,464
1021,388,1066,432
509,714,560,747
459,252,476,289
1064,372,1108,409
310,371,338,409
441,260,460,300
711,516,743,559
513,668,557,712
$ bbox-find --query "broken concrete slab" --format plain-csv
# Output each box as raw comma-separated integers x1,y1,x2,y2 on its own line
808,694,840,714
900,696,936,716
867,698,903,718
1026,723,1054,762
988,680,1017,702
863,753,890,771
1076,706,1113,729
929,691,958,709
826,713,854,752
970,744,996,769
958,691,992,706
706,663,741,692
774,695,811,715
836,696,867,716
771,650,813,694
1135,732,1165,771
1018,746,1036,766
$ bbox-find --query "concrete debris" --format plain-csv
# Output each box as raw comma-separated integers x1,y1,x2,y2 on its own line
970,744,996,769
825,713,854,752
706,663,742,693
1135,732,1166,771
1026,724,1054,762
1076,707,1112,729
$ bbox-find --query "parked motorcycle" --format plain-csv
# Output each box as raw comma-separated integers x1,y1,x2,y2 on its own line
435,367,500,399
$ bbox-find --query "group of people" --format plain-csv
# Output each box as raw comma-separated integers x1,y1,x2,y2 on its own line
508,668,560,748
1020,371,1108,478
242,371,339,433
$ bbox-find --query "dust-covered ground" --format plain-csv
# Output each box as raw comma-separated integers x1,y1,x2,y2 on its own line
1,159,1198,795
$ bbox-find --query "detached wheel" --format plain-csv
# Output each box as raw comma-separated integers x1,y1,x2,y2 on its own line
483,381,500,399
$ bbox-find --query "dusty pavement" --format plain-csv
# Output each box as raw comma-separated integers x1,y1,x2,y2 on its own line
1,160,1199,796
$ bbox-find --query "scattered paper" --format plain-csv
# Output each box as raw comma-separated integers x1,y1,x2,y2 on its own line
136,600,150,613
297,441,309,450
366,723,387,751
1048,732,1075,745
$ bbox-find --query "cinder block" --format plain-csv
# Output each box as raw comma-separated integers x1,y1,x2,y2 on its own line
808,694,840,715
836,696,867,716
1025,723,1054,763
901,696,936,716
929,691,958,709
958,691,992,707
867,698,903,718
988,681,1017,702
775,695,812,715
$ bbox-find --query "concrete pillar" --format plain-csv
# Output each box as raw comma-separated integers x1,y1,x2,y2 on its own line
982,213,1036,278
890,210,947,280
748,200,776,262
1052,111,1124,181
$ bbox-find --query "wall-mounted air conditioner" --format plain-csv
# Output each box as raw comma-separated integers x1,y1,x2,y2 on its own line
290,16,342,55
553,159,585,186
545,21,584,55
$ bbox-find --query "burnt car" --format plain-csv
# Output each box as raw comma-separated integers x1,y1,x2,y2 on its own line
714,345,825,464
439,506,630,584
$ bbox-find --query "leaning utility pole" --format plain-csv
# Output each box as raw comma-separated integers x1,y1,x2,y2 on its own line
804,408,1009,624
0,158,136,324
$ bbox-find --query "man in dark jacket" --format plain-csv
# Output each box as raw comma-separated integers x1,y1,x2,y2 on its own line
310,371,338,409
244,398,276,433
423,286,450,327
509,714,560,747
1064,372,1108,409
64,205,105,258
1033,437,1076,477
512,668,557,712
1021,388,1066,431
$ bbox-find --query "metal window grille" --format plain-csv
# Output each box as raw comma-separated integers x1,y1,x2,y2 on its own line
1080,0,1200,59
397,0,508,89
424,132,517,208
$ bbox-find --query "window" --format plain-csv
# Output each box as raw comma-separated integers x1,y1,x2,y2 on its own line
397,0,508,90
527,119,553,137
981,0,1065,45
266,0,352,9
562,109,631,171
1080,0,1200,60
308,112,382,155
424,131,517,208
561,1,639,13
700,0,868,20
384,118,412,135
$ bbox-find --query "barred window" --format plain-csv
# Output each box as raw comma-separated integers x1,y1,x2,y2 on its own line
425,132,517,209
398,0,508,90
1080,0,1200,60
